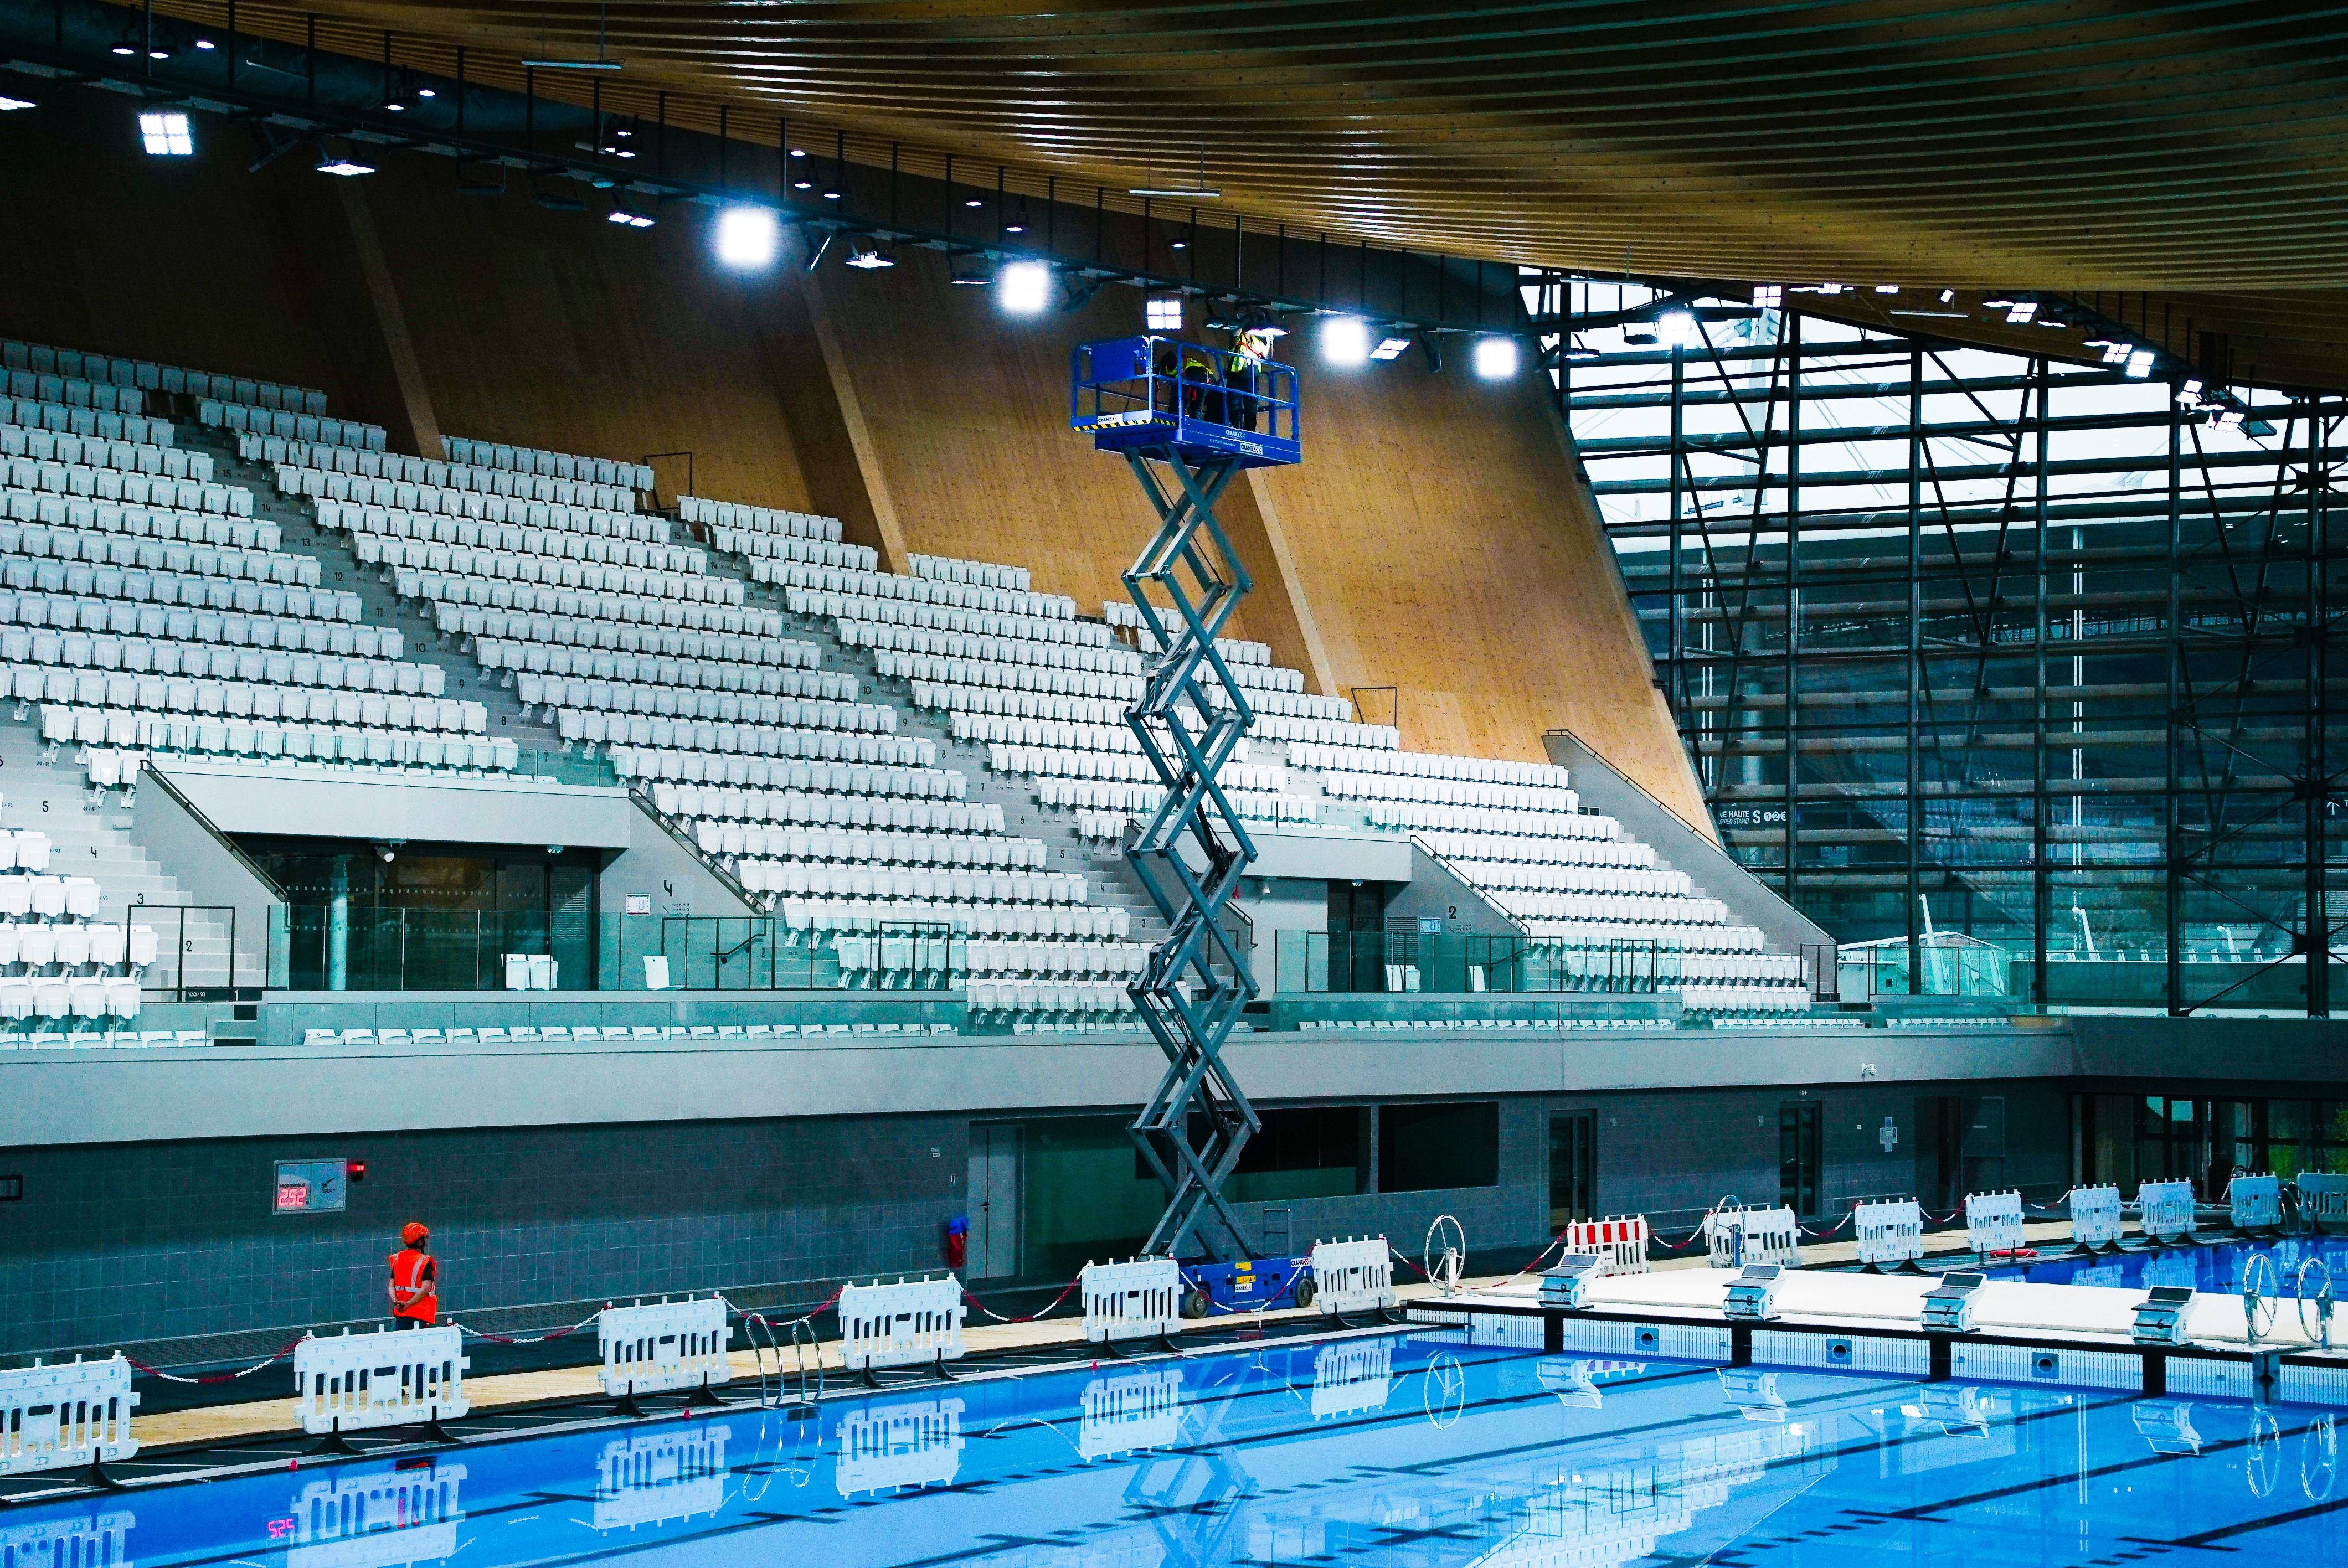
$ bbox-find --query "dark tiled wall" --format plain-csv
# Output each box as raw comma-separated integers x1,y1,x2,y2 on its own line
0,1079,2069,1365
0,1115,968,1363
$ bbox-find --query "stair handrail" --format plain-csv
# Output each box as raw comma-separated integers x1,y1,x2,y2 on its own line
627,787,768,914
1403,833,1531,936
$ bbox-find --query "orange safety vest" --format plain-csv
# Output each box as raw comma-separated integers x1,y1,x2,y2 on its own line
388,1246,437,1325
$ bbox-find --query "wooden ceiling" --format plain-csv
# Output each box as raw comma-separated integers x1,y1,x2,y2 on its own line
133,0,2348,384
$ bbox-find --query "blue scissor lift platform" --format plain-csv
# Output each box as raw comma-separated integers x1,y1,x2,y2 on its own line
1072,336,1301,470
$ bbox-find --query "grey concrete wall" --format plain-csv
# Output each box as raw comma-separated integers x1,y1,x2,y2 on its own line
130,771,288,986
1389,841,1523,936
162,760,635,850
1543,729,1835,957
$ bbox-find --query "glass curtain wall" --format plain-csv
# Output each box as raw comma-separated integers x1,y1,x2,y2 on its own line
1532,281,2346,1014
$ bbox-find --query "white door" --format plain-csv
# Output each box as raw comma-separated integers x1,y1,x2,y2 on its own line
967,1123,1023,1280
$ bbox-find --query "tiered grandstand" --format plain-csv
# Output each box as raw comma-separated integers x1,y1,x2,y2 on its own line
0,328,1815,1025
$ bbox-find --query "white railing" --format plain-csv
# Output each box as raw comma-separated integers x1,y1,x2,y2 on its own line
2069,1185,2123,1250
1311,1237,1397,1317
1964,1190,2026,1257
2229,1173,2282,1232
292,1325,469,1437
1080,1257,1185,1344
837,1275,966,1374
1562,1215,1651,1276
2138,1179,2198,1243
1853,1199,1925,1268
0,1355,137,1478
1705,1205,1800,1268
598,1296,732,1401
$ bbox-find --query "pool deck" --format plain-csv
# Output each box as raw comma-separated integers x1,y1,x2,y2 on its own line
126,1215,2095,1450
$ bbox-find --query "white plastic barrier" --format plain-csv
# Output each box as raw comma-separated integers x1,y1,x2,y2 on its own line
598,1296,732,1400
290,1459,465,1568
1562,1215,1651,1276
1080,1257,1185,1344
2138,1179,2198,1243
1964,1190,2026,1257
2302,1170,2348,1229
837,1275,966,1373
836,1397,963,1496
0,1355,137,1477
594,1426,729,1531
293,1324,470,1437
1311,1236,1397,1317
2069,1185,2124,1250
1078,1368,1185,1460
2229,1173,2283,1232
0,1511,135,1566
1705,1205,1800,1268
1310,1338,1393,1420
1853,1200,1925,1268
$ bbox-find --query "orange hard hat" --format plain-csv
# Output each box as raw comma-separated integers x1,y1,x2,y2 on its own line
401,1221,429,1247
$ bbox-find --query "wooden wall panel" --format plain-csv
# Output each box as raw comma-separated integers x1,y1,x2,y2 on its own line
1249,355,1709,827
1,101,1705,827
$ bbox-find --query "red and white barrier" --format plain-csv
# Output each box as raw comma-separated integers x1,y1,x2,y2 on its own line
0,1355,137,1478
293,1325,469,1437
598,1296,732,1401
1562,1215,1651,1276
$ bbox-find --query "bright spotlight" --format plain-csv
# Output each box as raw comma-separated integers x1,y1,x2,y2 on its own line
0,95,34,111
138,111,193,157
1145,295,1184,332
606,203,655,229
314,151,374,177
714,205,780,270
1321,316,1371,368
1473,336,1520,380
1656,310,1701,348
1370,336,1410,362
998,260,1052,316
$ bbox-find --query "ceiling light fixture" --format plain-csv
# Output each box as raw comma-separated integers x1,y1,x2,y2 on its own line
1145,295,1183,332
139,111,194,157
998,260,1052,315
1473,336,1520,380
1321,316,1371,368
1370,336,1410,362
845,244,895,270
713,205,780,269
0,95,34,111
606,201,654,228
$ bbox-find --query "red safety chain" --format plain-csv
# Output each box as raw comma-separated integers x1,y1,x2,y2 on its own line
961,1276,1082,1325
126,1337,306,1385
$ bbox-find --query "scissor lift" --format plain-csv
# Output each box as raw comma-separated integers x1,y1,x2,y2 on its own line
1071,336,1301,1262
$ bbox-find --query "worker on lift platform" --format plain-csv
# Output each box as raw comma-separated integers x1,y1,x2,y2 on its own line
388,1220,438,1328
1225,328,1278,432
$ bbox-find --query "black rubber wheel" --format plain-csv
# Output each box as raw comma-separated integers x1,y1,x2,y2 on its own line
1181,1290,1211,1319
1293,1277,1316,1309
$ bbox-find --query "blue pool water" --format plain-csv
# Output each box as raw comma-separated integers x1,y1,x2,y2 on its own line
7,1329,2345,1566
2002,1235,2348,1294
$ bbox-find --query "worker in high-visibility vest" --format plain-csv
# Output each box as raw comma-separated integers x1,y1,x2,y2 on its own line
388,1220,438,1328
1226,327,1278,431
1180,341,1219,422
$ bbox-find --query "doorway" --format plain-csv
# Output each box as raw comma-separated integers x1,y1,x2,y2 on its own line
966,1123,1023,1280
1779,1102,1822,1218
1548,1111,1597,1228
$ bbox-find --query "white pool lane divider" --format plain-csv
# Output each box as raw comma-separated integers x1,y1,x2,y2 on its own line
0,1355,137,1485
294,1325,470,1451
1411,1262,2348,1406
598,1296,732,1410
837,1275,967,1385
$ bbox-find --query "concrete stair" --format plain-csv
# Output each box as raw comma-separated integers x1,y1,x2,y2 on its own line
0,706,249,988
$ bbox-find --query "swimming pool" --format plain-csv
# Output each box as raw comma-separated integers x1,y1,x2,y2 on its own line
6,1328,2344,1566
2004,1234,2348,1294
